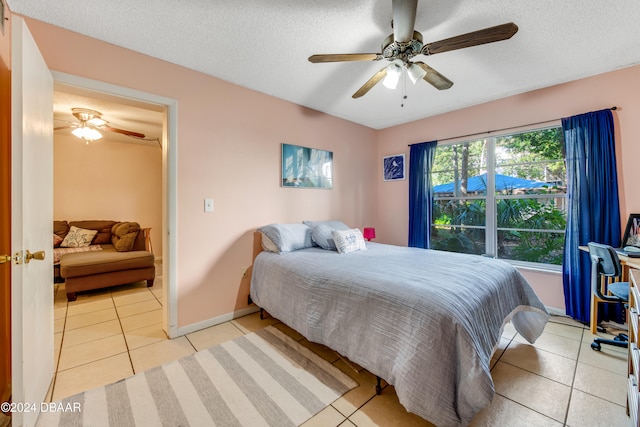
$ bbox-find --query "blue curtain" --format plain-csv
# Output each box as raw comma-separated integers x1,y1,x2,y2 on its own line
562,109,620,323
408,141,438,248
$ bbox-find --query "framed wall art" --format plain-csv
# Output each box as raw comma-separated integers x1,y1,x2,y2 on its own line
623,213,640,247
281,143,333,189
383,153,405,181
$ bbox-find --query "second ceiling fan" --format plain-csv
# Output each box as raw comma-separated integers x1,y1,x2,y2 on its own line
54,108,146,141
308,0,518,98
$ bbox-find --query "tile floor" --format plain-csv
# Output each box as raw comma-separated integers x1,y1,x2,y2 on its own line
50,270,631,426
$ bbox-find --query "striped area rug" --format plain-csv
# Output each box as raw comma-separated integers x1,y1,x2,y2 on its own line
38,326,358,426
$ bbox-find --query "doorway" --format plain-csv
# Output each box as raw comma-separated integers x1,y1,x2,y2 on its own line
51,71,178,338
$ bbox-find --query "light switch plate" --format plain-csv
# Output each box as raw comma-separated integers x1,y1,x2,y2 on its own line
204,198,214,212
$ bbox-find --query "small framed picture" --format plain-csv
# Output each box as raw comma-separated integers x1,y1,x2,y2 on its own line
383,154,405,181
623,213,640,247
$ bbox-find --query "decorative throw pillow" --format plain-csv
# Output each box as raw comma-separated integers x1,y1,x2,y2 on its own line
111,222,141,252
332,228,367,254
303,220,350,251
70,221,117,245
53,234,63,248
53,220,70,239
258,223,314,254
60,226,98,248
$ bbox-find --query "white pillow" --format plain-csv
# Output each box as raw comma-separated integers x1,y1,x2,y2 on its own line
60,226,98,248
332,228,367,254
303,220,350,250
258,223,314,254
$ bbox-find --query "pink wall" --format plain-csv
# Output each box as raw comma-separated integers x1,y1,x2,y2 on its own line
377,65,640,310
25,19,378,327
25,16,640,321
53,135,163,254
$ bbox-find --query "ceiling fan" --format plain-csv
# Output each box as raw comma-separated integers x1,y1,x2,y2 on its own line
54,108,146,141
308,0,518,98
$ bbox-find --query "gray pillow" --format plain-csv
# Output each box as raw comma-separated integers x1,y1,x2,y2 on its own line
303,220,350,251
257,223,314,254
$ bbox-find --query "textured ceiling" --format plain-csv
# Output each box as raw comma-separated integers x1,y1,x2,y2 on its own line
9,0,640,130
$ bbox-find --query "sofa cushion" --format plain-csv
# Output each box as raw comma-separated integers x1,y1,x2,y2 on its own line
53,233,63,248
111,222,141,252
69,220,117,245
54,245,102,264
54,220,69,239
60,250,154,278
60,226,98,248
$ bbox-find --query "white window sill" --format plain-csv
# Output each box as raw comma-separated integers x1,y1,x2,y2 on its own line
507,260,562,274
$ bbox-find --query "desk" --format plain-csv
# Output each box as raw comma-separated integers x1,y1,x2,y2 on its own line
627,269,639,424
622,255,640,279
579,245,640,280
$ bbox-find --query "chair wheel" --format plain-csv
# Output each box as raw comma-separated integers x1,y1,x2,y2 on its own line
615,333,629,342
591,342,601,351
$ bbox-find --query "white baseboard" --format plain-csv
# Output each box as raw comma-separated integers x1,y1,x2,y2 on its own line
175,306,260,337
545,306,567,317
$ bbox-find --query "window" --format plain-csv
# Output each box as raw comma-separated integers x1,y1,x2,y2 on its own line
431,127,566,266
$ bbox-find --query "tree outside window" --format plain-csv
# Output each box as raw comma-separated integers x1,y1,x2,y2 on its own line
430,127,566,265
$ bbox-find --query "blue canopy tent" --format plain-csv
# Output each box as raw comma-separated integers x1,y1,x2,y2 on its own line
433,173,549,194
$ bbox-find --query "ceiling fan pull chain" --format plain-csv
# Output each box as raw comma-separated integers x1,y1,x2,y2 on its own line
401,72,407,107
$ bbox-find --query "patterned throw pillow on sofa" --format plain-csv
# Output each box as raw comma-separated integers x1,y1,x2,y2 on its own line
60,226,98,248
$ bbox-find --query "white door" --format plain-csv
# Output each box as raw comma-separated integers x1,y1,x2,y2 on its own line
11,16,54,427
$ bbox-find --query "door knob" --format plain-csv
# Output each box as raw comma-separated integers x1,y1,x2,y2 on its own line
24,250,45,263
0,254,12,264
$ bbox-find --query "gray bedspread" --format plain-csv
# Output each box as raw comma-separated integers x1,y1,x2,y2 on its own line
250,243,549,426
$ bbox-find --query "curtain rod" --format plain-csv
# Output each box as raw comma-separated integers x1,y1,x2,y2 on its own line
407,106,617,146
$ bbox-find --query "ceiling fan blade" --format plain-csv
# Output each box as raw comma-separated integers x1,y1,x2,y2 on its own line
102,125,145,139
414,62,454,90
352,67,388,98
308,53,382,63
392,0,418,43
422,22,518,56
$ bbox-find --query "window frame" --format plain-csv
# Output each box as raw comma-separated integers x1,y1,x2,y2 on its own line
431,124,566,271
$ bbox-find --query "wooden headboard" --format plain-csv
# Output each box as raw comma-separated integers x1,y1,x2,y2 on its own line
252,230,263,263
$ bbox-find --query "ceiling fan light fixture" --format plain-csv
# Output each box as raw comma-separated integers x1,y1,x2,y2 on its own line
87,117,107,126
72,125,103,141
407,63,427,84
382,63,402,89
86,128,103,140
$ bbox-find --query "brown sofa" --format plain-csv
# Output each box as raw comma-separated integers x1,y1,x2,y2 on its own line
54,220,155,301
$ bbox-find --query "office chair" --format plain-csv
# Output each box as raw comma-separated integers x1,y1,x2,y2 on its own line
588,242,630,351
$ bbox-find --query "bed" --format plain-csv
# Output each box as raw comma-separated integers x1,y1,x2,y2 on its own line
250,222,549,427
